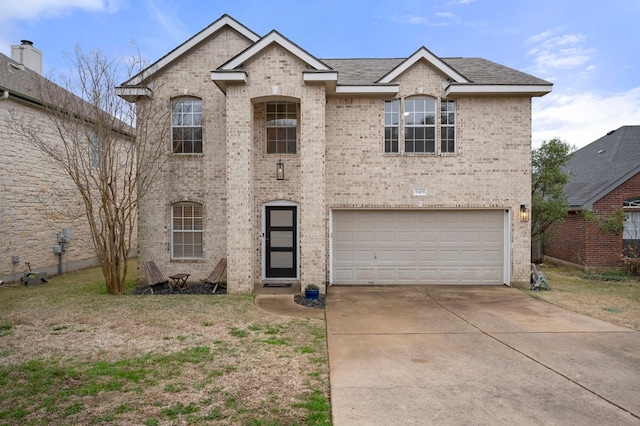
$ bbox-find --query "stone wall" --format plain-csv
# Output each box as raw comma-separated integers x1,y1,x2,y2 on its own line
0,100,98,282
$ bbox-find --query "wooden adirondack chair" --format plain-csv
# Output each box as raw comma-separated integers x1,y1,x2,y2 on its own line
200,258,227,293
143,261,169,294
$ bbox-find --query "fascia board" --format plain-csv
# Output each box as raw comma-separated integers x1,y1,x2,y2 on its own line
445,84,553,97
211,71,248,82
379,47,469,84
210,71,248,94
303,71,338,83
335,85,399,95
115,86,152,101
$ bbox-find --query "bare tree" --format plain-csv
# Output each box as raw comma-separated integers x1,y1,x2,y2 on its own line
10,46,169,294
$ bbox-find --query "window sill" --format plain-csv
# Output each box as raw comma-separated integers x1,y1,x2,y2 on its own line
170,153,204,157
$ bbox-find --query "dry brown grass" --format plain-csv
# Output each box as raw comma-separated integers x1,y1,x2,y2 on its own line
525,264,640,331
0,261,329,425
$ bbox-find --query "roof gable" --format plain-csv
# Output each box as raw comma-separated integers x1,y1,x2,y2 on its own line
123,14,259,87
217,30,330,71
378,47,469,84
563,126,640,209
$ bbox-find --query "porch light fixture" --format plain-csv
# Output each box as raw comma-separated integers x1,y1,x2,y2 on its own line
519,204,529,223
276,161,284,180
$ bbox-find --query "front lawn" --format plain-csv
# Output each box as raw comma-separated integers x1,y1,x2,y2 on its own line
0,261,330,425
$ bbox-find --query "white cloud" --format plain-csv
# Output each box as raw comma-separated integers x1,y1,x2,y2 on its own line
527,29,595,75
532,87,640,149
0,0,121,22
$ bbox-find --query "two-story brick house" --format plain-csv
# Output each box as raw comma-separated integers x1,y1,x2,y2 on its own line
118,14,552,293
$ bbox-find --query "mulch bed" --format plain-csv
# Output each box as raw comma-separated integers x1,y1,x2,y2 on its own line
133,283,226,295
294,294,326,309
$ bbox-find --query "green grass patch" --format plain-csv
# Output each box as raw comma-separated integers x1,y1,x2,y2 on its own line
293,389,331,425
229,327,249,338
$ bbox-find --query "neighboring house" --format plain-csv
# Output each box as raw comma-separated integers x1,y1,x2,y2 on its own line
0,41,132,283
544,126,640,269
117,14,552,293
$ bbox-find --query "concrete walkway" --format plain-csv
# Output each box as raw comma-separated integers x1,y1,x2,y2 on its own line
326,286,640,425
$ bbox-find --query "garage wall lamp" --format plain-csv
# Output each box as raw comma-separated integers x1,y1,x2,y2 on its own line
276,161,284,180
519,204,529,223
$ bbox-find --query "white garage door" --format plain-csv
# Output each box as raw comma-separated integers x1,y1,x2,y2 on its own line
332,210,505,285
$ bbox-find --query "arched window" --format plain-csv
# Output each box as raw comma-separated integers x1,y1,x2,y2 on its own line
171,202,203,259
172,97,202,154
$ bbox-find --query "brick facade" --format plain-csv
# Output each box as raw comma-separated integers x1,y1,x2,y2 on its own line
546,173,640,268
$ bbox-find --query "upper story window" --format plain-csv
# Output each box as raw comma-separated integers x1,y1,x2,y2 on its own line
441,99,456,153
266,101,297,154
404,98,436,153
383,97,456,155
384,100,400,153
171,202,203,259
172,98,202,154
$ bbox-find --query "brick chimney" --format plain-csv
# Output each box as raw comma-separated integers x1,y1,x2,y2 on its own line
11,40,43,75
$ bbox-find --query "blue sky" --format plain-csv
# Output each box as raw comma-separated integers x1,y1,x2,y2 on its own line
1,0,639,149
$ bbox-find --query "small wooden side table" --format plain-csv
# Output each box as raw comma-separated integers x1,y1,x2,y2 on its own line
169,273,190,291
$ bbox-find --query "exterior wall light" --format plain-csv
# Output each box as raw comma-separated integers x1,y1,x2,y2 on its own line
276,161,284,180
519,204,529,223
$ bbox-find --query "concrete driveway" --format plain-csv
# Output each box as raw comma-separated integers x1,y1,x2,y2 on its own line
326,286,640,425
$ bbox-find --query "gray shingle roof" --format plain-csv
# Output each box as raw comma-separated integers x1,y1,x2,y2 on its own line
321,57,550,86
1,52,134,136
0,53,48,102
563,126,640,209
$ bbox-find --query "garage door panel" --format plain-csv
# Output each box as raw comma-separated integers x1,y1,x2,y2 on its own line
356,269,375,281
332,210,504,285
357,231,375,242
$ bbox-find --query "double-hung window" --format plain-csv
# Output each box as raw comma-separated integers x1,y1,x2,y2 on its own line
384,100,400,153
441,99,456,153
266,101,297,154
171,202,203,259
172,98,202,154
404,98,436,153
383,97,456,154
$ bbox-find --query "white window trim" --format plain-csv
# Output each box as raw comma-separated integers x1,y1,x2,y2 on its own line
266,101,298,154
171,202,204,260
383,97,456,155
171,97,202,154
